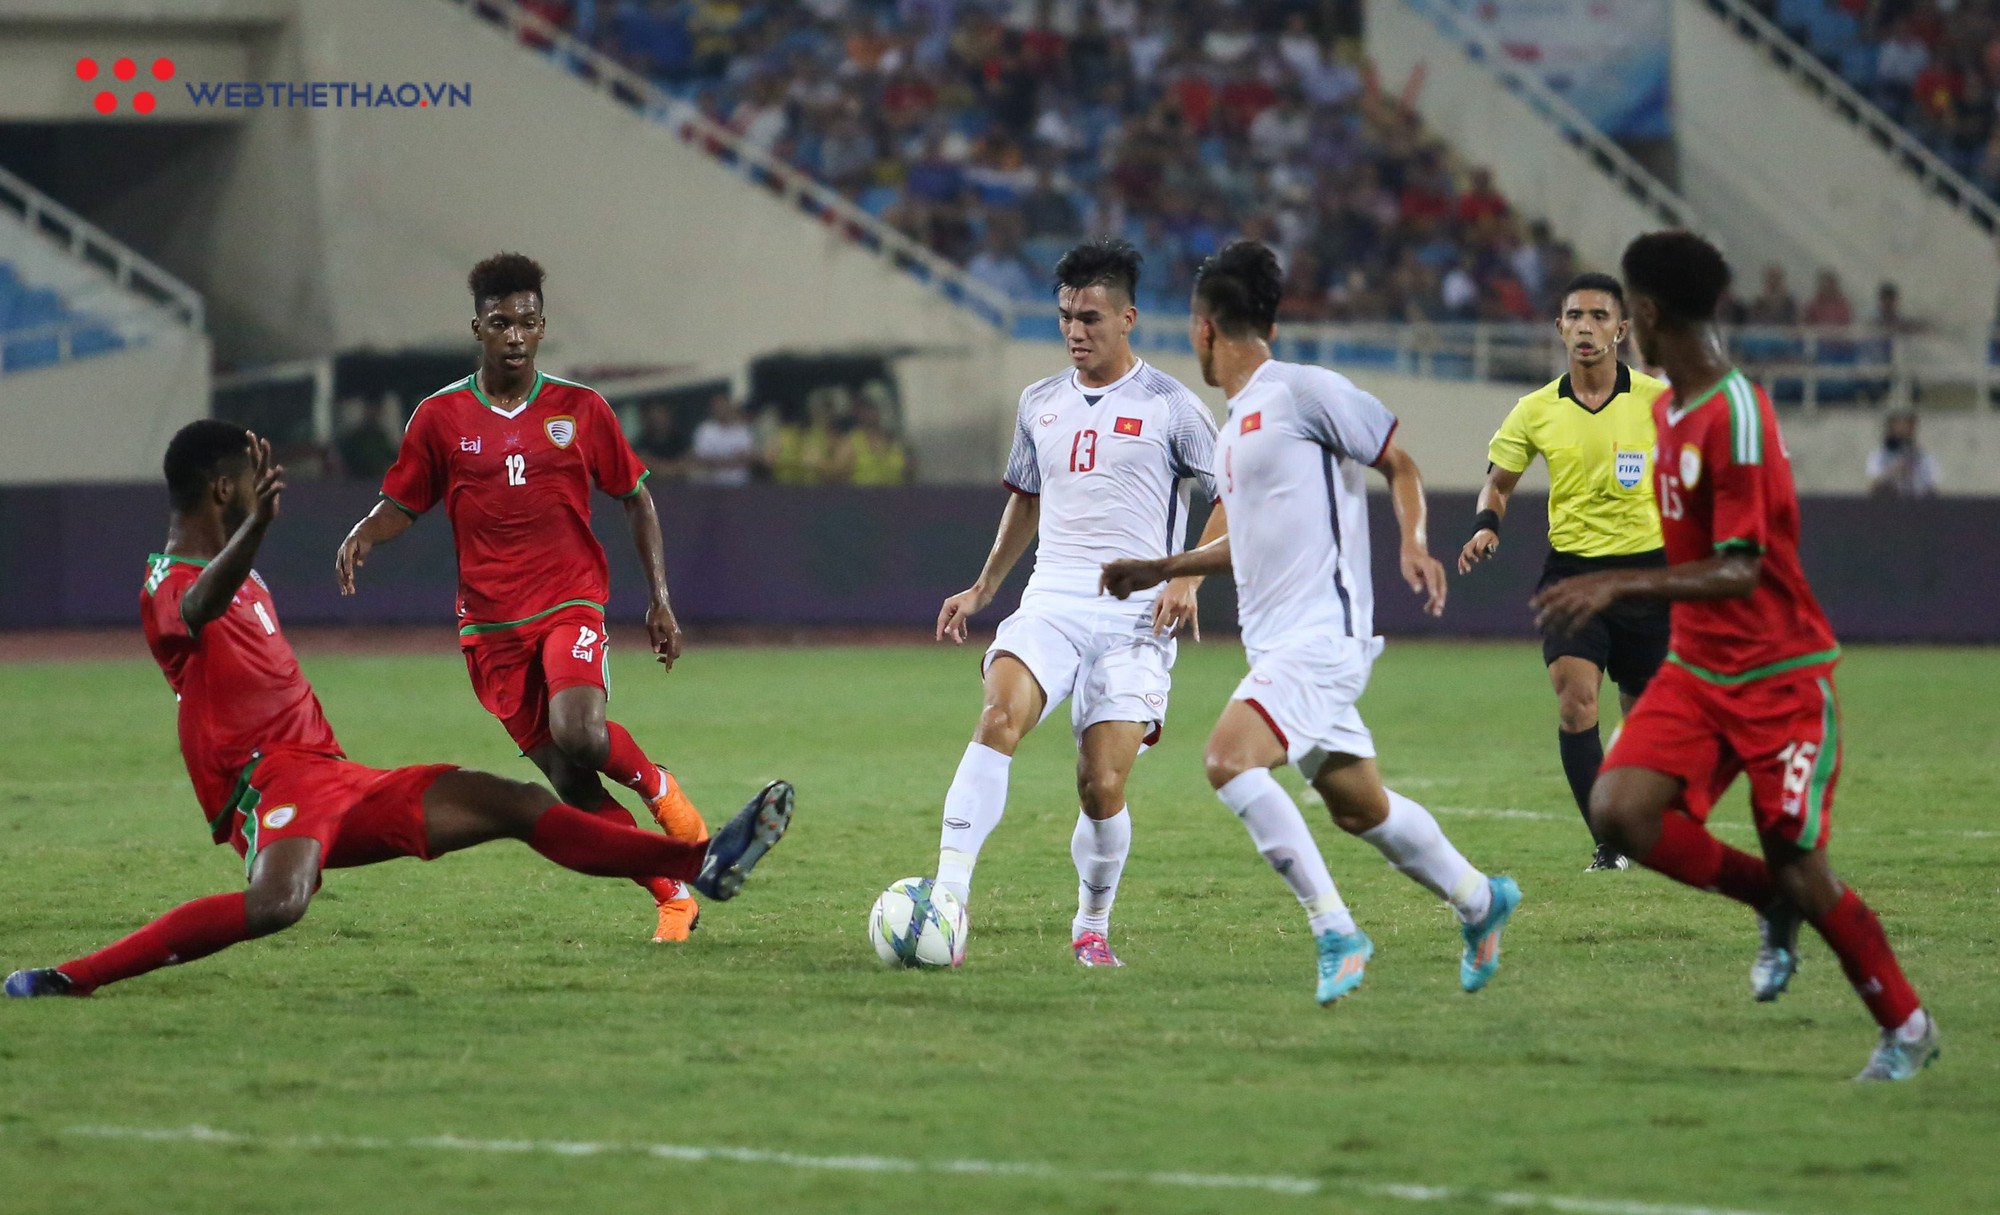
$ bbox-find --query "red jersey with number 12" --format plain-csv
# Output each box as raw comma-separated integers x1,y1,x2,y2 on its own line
141,555,341,840
1652,369,1839,683
379,372,650,641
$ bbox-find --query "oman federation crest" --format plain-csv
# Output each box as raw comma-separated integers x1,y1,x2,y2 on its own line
545,415,577,448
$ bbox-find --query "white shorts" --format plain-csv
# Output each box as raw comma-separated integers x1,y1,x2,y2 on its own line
1232,633,1386,778
985,591,1176,745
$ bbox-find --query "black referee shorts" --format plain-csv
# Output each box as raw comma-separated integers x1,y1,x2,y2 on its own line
1537,548,1671,699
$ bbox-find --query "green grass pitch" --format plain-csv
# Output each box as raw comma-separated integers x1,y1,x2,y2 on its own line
0,639,1994,1215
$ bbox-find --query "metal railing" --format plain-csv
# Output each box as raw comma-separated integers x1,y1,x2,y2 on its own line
446,0,1016,329
1405,0,1697,231
1113,314,1993,409
1701,0,2000,235
0,162,205,330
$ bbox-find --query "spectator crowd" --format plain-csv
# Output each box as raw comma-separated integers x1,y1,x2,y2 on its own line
515,0,1598,323
1756,0,2000,198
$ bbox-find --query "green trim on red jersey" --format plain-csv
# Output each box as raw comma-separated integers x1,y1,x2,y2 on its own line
1667,646,1841,686
1723,372,1763,466
618,469,653,499
1662,368,1738,426
1713,538,1765,554
210,755,264,844
468,370,546,419
1799,678,1838,847
458,598,604,637
382,493,420,519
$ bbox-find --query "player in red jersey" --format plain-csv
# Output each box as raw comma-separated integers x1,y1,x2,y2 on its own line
4,422,791,1000
334,254,708,942
1533,231,1937,1081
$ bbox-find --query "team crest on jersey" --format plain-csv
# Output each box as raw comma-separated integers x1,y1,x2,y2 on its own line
262,805,297,830
1114,416,1143,436
543,417,576,449
1615,449,1647,490
1679,443,1703,489
1240,412,1262,434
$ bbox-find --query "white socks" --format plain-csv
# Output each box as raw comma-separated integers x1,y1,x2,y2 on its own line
1360,789,1492,924
936,742,1011,904
1217,770,1356,936
1070,807,1132,939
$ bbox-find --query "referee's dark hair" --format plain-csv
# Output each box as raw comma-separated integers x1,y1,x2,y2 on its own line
1192,240,1282,338
1561,271,1626,315
1620,231,1732,327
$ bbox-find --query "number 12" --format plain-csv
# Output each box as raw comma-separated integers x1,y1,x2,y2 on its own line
505,454,526,485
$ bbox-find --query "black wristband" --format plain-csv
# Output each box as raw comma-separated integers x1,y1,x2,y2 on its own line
1472,509,1501,535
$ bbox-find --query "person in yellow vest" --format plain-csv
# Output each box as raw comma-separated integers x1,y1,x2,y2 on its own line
836,399,911,486
770,394,840,486
1459,272,1669,872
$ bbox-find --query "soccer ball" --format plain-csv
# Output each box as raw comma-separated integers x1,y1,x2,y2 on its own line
868,877,967,968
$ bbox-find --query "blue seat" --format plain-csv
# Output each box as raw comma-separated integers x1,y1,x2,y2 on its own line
3,335,60,372
8,288,62,331
69,324,126,358
857,185,900,216
1839,43,1877,89
1808,9,1860,57
1776,0,1819,38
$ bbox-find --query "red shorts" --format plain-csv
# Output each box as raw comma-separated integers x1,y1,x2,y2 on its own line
462,606,611,752
1603,660,1841,849
227,746,456,877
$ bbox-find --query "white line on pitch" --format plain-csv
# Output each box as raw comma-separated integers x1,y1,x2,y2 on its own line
53,1124,1793,1215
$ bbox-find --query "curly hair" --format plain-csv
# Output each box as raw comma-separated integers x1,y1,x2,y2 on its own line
1620,231,1731,326
468,252,546,308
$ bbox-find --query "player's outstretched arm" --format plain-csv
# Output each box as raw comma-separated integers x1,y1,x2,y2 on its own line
1532,553,1760,636
1101,534,1232,601
1374,439,1447,618
938,493,1040,643
334,499,414,595
622,486,683,670
1457,465,1521,573
182,433,285,630
1150,499,1228,639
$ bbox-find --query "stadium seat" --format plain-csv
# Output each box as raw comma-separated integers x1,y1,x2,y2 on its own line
3,334,60,373
68,324,127,358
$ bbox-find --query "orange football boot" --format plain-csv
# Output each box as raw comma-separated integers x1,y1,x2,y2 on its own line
653,882,701,942
646,767,709,843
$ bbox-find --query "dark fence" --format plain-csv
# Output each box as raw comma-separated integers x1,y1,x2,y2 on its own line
1,483,1992,642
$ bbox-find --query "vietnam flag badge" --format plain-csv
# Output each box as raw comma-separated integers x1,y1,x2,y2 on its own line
1241,411,1263,434
1113,416,1143,436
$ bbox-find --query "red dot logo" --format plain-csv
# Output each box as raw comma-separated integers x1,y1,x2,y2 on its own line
93,91,117,114
113,57,136,81
76,58,98,81
152,57,175,81
133,91,156,114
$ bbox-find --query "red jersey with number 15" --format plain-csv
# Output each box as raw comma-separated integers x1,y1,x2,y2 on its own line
380,373,650,642
1652,369,1839,684
141,555,341,840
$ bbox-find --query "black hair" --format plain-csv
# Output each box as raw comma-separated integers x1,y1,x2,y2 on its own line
1561,271,1626,314
1053,236,1142,302
1620,231,1731,326
469,252,546,308
1192,240,1282,338
163,418,252,511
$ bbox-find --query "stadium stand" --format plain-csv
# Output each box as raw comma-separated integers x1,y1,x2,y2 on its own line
502,0,1570,329
0,258,127,374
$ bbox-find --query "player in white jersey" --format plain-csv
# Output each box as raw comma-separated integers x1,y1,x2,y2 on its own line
933,238,1227,968
1103,242,1522,1005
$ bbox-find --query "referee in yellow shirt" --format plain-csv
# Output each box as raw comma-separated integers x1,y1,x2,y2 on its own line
1458,272,1669,871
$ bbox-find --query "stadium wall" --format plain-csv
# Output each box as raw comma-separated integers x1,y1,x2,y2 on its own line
4,482,1993,643
1670,2,2000,342
0,326,211,484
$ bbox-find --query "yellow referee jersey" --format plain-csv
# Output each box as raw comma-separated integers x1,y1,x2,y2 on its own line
1487,362,1666,558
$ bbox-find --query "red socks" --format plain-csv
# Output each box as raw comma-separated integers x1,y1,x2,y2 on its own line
601,722,665,801
585,797,687,903
1811,888,1922,1030
526,803,703,882
60,892,251,995
1637,813,1774,908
